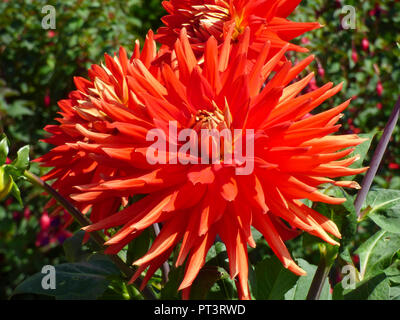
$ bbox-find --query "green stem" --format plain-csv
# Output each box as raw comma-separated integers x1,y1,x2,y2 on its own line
24,170,156,300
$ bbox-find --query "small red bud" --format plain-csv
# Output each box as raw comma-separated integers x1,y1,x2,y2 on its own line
44,95,51,107
40,212,51,230
377,82,383,96
389,163,400,170
351,49,358,64
24,208,31,220
362,38,369,52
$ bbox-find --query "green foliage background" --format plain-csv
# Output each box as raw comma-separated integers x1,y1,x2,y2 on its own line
0,0,399,300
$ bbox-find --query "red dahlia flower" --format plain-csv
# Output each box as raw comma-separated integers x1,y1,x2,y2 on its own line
155,0,321,61
40,29,367,300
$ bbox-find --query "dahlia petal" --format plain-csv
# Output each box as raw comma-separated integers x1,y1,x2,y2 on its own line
276,0,302,18
133,217,183,267
292,199,341,239
280,72,315,103
269,18,321,41
292,100,351,129
283,54,315,85
253,210,306,276
103,196,175,246
287,201,340,246
82,194,166,232
219,176,238,202
231,201,255,248
302,135,369,154
249,41,271,97
178,229,216,290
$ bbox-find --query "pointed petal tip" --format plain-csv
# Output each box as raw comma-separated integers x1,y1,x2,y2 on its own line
288,262,307,276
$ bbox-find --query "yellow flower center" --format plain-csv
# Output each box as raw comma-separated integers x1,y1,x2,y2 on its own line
190,109,228,132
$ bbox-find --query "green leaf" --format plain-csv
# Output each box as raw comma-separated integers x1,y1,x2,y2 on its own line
12,145,30,171
160,266,184,300
0,136,9,165
335,250,400,300
361,189,400,233
384,261,400,285
126,228,151,265
390,286,400,300
63,230,90,263
205,241,230,272
284,259,331,300
206,269,236,300
10,180,22,205
189,266,224,300
356,230,400,280
251,255,299,300
317,187,357,256
348,132,376,172
13,254,120,300
340,273,390,300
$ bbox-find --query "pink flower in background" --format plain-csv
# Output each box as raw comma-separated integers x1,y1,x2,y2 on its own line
40,212,51,231
36,212,72,247
318,66,325,78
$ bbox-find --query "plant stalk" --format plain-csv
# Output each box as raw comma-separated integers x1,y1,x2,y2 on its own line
354,95,400,218
306,258,331,300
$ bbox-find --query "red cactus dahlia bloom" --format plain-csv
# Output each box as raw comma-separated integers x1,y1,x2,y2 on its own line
155,0,321,60
39,29,367,299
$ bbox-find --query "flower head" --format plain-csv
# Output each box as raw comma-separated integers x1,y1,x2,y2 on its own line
40,29,367,300
156,0,321,61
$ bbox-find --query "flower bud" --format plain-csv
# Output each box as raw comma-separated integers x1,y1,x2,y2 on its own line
377,81,383,96
40,212,51,231
0,167,13,201
351,49,358,64
362,38,369,52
